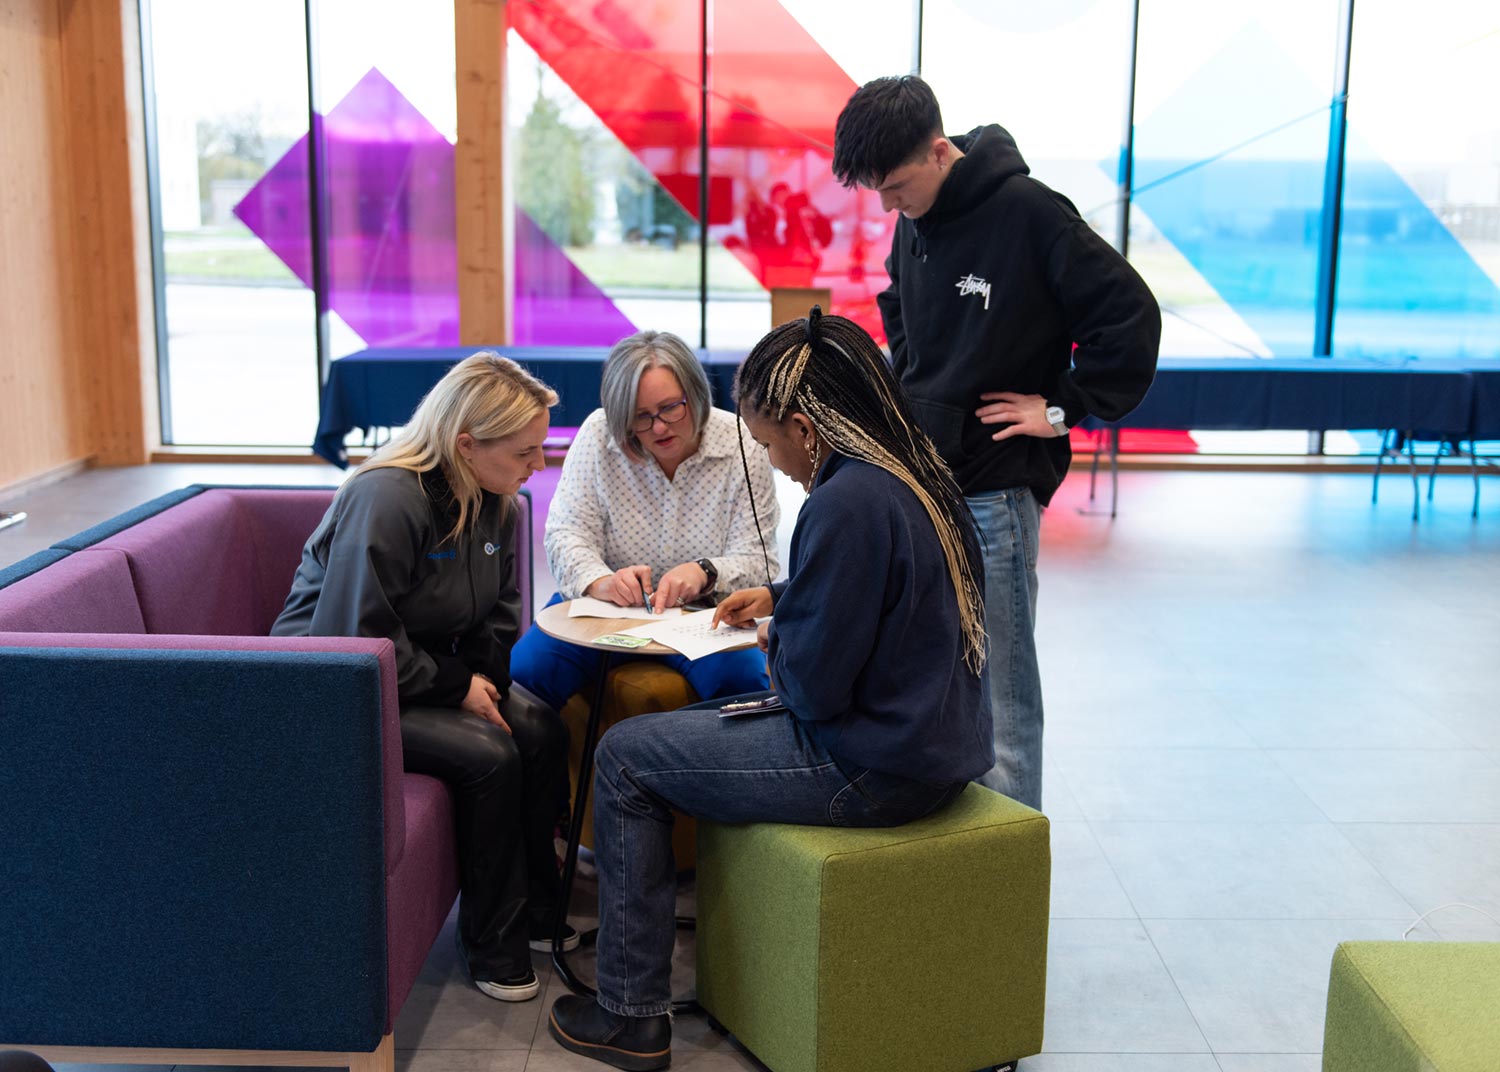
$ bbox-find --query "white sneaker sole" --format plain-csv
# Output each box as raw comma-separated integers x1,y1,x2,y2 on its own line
530,929,581,953
476,976,541,1002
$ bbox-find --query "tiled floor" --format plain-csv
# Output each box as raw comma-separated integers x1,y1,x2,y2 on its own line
7,461,1499,1071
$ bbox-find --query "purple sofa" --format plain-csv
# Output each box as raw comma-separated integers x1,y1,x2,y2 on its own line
0,485,532,1071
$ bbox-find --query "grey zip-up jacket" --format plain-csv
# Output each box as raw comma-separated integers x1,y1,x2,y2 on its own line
272,466,522,707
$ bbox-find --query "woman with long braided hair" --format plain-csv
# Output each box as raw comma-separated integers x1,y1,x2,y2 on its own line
548,309,994,1071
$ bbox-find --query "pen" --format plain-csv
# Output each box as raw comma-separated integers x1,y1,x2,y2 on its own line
642,578,657,614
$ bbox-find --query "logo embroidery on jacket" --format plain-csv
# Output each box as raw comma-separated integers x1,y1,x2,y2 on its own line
483,542,497,556
955,272,992,310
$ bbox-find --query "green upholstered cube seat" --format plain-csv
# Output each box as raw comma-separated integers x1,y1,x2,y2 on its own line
695,783,1050,1072
1323,941,1500,1072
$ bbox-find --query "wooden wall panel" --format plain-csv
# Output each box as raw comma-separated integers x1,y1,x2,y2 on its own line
0,0,89,487
454,0,510,345
57,0,154,465
0,0,154,493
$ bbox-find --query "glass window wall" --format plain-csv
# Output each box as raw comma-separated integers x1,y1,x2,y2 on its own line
1334,0,1500,360
504,9,703,348
309,0,461,355
1131,0,1341,358
148,0,315,446
922,0,1135,251
146,0,1489,456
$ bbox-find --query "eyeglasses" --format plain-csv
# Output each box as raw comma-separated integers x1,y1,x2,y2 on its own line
630,398,690,434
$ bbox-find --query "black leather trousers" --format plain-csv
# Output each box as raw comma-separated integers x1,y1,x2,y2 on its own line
399,683,568,981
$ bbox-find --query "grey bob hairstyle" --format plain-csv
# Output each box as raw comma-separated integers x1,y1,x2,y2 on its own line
599,329,713,459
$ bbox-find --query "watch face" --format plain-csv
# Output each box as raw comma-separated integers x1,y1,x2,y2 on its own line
1046,406,1065,424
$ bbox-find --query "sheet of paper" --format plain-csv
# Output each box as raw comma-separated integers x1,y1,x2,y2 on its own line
619,608,759,660
567,596,683,621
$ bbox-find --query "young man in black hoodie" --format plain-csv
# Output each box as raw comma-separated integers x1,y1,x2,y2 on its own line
833,75,1161,810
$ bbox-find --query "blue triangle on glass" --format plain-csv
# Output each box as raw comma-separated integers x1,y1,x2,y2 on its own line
1109,21,1499,358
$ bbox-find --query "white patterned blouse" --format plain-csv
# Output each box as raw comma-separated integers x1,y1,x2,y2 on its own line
543,407,781,599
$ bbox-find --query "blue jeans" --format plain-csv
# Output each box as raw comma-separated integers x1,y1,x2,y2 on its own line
967,488,1044,810
510,592,770,712
590,695,965,1016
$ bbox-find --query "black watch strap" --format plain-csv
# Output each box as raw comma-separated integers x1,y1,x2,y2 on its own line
696,557,718,592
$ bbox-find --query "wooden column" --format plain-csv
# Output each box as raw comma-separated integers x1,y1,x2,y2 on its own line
0,0,155,489
0,0,85,488
454,0,510,346
57,0,156,465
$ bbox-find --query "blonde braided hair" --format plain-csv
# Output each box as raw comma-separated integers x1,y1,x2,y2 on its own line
736,308,987,672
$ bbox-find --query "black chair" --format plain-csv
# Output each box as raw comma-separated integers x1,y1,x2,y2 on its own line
0,1053,57,1072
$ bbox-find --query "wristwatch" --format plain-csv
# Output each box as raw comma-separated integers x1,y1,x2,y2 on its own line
1045,404,1069,437
696,557,719,594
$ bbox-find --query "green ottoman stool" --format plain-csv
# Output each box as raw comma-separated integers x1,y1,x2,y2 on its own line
696,783,1050,1072
1323,941,1500,1072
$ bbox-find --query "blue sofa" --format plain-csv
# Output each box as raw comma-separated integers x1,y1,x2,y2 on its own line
0,484,533,1072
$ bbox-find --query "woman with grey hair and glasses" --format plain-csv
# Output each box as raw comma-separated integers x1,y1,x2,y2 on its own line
510,329,781,712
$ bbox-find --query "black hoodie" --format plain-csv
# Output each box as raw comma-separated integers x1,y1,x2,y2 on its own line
878,124,1161,505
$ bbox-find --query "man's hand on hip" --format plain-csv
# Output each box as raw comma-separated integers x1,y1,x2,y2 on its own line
977,392,1054,440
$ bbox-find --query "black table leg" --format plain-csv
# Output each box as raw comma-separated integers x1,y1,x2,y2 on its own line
552,651,612,995
1109,427,1120,519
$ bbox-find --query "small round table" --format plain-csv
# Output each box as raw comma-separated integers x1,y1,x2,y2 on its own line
535,600,756,1007
534,601,682,656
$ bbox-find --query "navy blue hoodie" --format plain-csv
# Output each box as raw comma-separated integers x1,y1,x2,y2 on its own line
767,452,993,785
879,124,1161,505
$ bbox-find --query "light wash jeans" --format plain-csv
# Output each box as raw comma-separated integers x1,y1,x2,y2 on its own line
590,696,965,1016
967,487,1044,810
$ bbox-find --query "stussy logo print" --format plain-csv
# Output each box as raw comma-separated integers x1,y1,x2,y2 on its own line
955,273,992,310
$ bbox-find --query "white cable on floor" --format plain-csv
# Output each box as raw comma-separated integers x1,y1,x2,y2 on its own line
1402,902,1500,940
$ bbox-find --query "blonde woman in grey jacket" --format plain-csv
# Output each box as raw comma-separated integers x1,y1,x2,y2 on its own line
274,352,571,1004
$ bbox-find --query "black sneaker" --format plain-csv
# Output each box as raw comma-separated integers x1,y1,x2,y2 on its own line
475,967,541,1002
529,920,581,952
455,926,542,1000
548,993,671,1071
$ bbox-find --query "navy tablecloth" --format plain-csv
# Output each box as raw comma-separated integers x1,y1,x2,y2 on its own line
1083,357,1476,435
1469,368,1500,440
314,346,747,467
315,349,1499,466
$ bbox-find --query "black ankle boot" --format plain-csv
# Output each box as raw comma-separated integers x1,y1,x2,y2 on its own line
548,994,671,1071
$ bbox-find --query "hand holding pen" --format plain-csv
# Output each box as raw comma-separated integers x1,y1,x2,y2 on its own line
650,561,715,615
587,565,656,610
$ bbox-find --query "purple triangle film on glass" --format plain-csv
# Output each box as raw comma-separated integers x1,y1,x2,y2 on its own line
235,67,635,349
